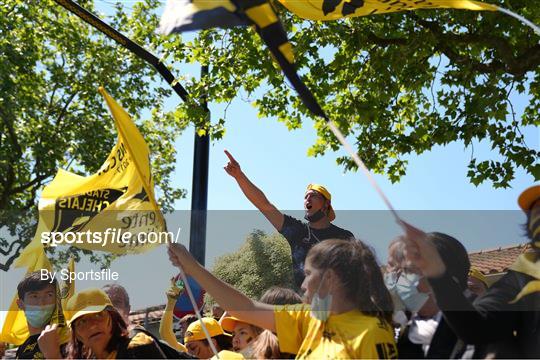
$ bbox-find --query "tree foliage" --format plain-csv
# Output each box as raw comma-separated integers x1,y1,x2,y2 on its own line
0,0,188,270
211,230,294,300
2,0,539,269
168,0,539,186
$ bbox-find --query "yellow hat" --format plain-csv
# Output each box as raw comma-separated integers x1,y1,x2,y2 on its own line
211,350,245,359
219,316,244,333
65,288,113,327
306,184,335,221
468,268,488,287
518,185,540,211
184,317,228,343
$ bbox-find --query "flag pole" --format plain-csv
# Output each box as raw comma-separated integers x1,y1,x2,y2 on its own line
188,64,210,265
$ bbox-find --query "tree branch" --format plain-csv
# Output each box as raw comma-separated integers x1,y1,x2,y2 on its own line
365,30,408,47
8,173,50,196
411,15,540,77
0,238,24,256
0,241,24,271
0,106,22,157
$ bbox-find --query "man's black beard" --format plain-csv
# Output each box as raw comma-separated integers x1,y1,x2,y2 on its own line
305,209,326,222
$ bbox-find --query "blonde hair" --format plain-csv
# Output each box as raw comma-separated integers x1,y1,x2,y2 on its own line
249,330,281,359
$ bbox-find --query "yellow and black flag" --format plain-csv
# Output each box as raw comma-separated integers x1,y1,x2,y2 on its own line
17,87,165,255
159,0,328,120
276,0,498,20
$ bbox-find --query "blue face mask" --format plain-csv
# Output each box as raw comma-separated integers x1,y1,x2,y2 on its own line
385,272,429,313
24,304,55,328
310,272,332,322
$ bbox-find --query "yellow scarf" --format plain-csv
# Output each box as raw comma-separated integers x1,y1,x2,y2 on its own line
508,252,540,303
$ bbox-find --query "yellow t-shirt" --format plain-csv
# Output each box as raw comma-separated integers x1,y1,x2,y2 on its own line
275,304,397,359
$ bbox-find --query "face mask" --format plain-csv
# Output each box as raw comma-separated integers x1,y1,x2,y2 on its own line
310,272,332,322
24,304,55,328
239,342,255,359
386,272,429,313
304,209,326,222
384,272,398,288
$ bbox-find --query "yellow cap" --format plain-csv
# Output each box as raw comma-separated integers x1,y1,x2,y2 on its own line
306,184,335,221
468,268,488,287
184,317,229,343
219,316,243,333
211,350,245,359
65,288,113,327
518,185,540,211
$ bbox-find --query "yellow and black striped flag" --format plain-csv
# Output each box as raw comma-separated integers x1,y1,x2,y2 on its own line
276,0,497,21
159,0,328,120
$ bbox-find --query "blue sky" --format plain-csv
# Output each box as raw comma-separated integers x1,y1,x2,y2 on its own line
1,1,538,316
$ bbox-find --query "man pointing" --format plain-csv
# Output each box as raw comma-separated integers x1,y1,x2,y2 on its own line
224,150,354,288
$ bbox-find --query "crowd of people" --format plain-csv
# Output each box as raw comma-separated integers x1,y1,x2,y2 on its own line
1,153,538,359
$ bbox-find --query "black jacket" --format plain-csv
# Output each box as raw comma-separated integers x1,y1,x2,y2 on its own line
429,270,540,358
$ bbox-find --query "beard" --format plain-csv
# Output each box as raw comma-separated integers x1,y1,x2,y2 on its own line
304,209,326,222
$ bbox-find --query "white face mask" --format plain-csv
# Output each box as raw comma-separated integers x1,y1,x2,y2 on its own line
310,272,332,322
239,342,255,359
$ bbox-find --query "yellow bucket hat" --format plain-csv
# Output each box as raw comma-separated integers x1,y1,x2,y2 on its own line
184,317,229,343
65,288,113,327
306,184,335,221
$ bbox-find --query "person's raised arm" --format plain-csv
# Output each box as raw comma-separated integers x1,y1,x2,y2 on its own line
167,243,276,332
224,150,284,231
159,279,187,352
400,221,516,343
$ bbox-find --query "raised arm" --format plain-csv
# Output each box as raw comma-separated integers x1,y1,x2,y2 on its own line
159,279,187,352
224,150,284,231
400,221,518,343
167,243,276,332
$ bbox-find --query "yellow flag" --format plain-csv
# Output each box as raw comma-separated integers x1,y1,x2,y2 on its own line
509,280,540,303
60,258,75,309
27,87,165,255
277,0,498,21
1,87,164,344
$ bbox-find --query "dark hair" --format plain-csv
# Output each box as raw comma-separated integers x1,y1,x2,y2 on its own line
102,284,130,313
179,314,199,327
306,239,393,324
17,271,57,300
214,334,232,351
66,308,129,359
260,286,302,305
201,334,233,352
427,232,470,290
523,210,540,259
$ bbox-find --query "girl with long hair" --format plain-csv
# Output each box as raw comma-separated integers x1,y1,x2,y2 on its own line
168,238,397,359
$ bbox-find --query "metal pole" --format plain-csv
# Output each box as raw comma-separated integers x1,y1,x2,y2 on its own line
189,65,210,265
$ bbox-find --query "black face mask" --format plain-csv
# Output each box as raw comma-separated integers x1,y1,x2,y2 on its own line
304,209,326,222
